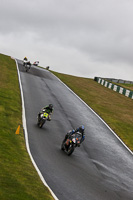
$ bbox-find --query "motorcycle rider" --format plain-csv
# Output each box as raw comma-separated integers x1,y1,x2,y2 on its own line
27,60,31,68
63,125,85,146
38,104,54,122
23,57,31,68
24,57,28,61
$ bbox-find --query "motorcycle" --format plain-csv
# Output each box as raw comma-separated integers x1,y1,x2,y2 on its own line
33,61,39,66
61,132,82,156
37,112,49,128
23,60,31,72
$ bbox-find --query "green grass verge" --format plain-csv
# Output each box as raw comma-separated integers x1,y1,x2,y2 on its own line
51,71,133,151
0,54,54,200
115,83,133,91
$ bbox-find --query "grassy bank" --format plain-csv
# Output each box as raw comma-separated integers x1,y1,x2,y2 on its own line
52,71,133,151
0,54,54,200
116,83,133,91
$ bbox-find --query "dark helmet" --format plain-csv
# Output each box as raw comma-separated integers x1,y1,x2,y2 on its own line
79,125,85,133
49,104,53,109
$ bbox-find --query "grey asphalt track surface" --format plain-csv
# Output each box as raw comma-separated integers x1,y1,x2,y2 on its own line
17,60,133,200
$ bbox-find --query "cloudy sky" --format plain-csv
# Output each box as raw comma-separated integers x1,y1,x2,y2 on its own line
0,0,133,80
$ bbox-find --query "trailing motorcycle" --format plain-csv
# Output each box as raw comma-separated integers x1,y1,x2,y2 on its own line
61,132,82,156
37,112,49,128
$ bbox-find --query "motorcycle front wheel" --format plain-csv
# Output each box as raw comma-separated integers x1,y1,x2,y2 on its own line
67,145,75,156
38,118,46,128
61,142,65,150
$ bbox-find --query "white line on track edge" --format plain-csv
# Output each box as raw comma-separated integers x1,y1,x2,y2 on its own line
51,72,133,156
15,60,59,200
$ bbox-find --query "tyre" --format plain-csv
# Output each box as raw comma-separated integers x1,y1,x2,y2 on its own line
67,145,75,156
38,118,46,128
38,122,43,128
61,142,65,150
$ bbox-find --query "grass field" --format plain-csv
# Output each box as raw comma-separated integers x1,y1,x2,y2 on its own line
0,54,54,200
52,71,133,151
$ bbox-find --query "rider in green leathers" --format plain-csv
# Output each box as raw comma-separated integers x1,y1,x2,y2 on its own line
38,104,54,121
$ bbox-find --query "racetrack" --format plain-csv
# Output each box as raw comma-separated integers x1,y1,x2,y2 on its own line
17,60,133,200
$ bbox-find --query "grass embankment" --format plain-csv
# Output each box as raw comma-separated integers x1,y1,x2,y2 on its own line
115,83,133,91
52,71,133,151
0,54,54,200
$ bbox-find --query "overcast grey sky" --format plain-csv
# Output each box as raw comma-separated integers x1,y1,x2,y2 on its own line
0,0,133,80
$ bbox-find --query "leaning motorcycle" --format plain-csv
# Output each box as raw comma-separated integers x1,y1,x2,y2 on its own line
23,59,27,66
37,112,49,128
23,60,31,72
25,62,31,72
61,132,82,156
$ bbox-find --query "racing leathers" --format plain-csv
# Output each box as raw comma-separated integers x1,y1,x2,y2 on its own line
63,126,85,146
38,105,53,121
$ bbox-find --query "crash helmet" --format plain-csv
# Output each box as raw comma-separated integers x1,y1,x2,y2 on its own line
79,125,85,133
24,57,27,60
49,104,53,109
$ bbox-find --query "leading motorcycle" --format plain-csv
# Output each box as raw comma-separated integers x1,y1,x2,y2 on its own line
23,59,31,72
61,132,82,156
24,61,31,72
